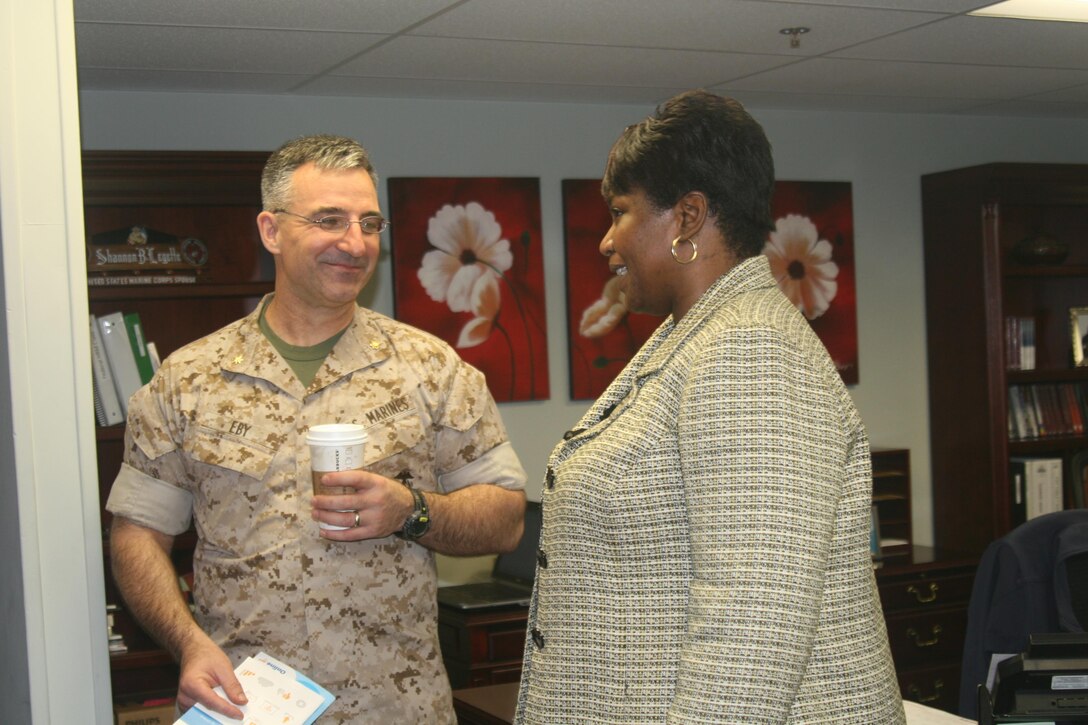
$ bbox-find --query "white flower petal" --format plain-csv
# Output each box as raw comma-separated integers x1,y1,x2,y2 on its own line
446,265,485,313
602,276,624,303
810,238,835,264
578,302,631,339
420,201,514,308
482,238,513,273
764,213,841,319
470,274,501,318
457,316,493,348
418,249,461,302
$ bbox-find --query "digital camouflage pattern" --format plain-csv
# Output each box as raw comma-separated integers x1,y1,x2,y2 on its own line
108,298,525,723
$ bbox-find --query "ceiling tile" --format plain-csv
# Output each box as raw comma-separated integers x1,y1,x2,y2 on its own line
298,75,683,105
69,0,1088,119
411,0,950,54
75,24,385,75
759,0,988,9
73,0,463,33
76,68,311,94
831,15,1088,68
726,57,1088,99
330,36,797,87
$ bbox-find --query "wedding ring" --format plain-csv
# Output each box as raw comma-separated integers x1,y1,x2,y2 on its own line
353,511,361,528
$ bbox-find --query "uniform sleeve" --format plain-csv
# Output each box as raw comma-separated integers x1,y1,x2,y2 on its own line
104,372,195,536
668,326,847,723
432,357,527,493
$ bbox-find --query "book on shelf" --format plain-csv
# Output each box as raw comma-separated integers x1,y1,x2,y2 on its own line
1008,383,1088,441
1010,457,1063,523
106,603,128,656
1009,459,1027,526
1021,317,1035,370
88,314,123,426
98,311,144,415
123,312,155,384
1038,384,1059,437
1028,385,1046,437
1008,385,1029,441
147,340,162,372
1004,316,1035,371
1070,449,1088,510
1061,384,1084,434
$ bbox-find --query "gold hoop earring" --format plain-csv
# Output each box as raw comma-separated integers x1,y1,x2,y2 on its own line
671,236,698,265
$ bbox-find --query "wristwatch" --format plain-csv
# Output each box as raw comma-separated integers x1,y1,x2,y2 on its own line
399,488,431,541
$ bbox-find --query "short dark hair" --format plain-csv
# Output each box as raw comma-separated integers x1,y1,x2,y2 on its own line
601,90,775,259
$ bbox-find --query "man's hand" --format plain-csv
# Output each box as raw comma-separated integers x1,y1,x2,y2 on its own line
311,470,413,541
313,474,525,555
176,635,248,720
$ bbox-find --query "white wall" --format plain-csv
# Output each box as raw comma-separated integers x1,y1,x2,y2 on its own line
2,0,113,721
79,91,1088,558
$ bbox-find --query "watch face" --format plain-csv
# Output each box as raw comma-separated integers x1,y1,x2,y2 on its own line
404,513,428,535
404,512,430,539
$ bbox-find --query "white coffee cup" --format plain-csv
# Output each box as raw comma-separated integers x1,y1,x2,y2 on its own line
306,423,367,530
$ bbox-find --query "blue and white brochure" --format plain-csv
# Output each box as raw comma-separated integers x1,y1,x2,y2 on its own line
176,651,335,724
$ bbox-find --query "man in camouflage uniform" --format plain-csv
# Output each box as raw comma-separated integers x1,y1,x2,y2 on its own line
107,134,527,723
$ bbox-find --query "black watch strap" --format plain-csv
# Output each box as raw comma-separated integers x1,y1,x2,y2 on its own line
398,487,430,541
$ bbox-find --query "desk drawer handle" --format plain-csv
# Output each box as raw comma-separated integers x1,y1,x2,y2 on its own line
906,624,942,648
906,583,938,603
907,679,944,704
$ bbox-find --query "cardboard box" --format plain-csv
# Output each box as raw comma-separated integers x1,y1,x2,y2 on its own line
115,700,175,725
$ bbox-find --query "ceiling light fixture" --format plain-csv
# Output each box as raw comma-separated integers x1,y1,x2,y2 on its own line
779,26,810,48
969,0,1088,23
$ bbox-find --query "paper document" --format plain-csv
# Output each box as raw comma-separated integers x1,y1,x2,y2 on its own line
176,651,334,725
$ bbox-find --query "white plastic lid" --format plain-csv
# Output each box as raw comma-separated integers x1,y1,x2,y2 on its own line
305,423,367,446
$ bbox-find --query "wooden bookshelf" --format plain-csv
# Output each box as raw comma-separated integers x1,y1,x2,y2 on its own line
83,150,274,705
872,447,912,557
922,163,1088,555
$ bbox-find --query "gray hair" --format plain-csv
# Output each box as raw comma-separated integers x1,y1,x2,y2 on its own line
260,134,378,211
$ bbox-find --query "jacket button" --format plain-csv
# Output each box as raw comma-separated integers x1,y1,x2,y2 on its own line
531,627,545,649
562,428,584,440
537,549,548,568
545,468,555,489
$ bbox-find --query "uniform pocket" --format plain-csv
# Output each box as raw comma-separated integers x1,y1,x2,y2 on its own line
369,409,428,465
186,424,276,480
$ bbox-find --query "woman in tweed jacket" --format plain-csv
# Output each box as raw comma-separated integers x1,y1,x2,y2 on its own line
515,91,905,724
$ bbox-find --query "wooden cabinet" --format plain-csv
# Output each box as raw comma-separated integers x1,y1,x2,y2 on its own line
876,546,977,714
84,151,273,704
438,604,529,689
922,163,1088,556
872,447,913,557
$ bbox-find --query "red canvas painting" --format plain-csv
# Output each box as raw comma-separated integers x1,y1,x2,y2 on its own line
562,179,664,400
767,181,859,385
388,177,550,402
563,179,858,400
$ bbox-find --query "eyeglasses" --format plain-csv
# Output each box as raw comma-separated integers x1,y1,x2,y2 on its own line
273,209,390,235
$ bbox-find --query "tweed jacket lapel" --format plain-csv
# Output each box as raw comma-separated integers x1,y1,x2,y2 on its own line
572,255,777,434
638,254,777,380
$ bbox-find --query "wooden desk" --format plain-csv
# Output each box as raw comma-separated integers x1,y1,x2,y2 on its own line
452,682,518,725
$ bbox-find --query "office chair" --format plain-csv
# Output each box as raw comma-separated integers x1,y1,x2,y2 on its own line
958,509,1088,720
